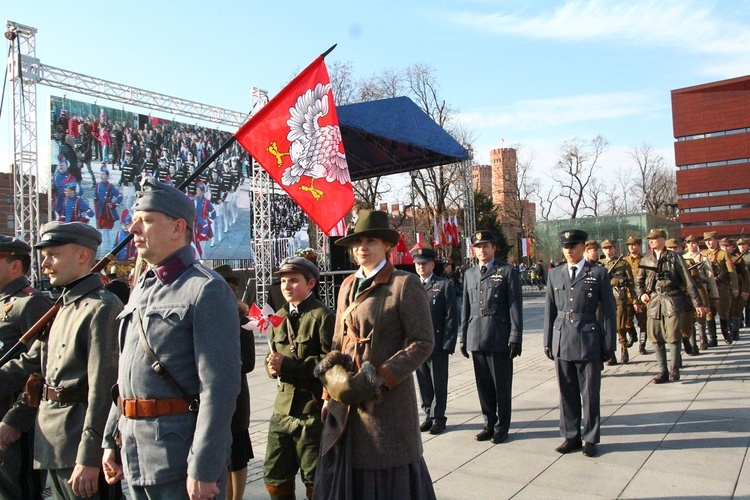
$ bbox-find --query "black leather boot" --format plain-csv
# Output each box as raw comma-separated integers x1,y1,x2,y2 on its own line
707,320,718,347
720,319,733,344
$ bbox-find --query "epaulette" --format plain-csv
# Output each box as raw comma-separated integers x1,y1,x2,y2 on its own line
21,286,37,296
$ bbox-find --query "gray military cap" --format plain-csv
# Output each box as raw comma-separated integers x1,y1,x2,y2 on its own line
0,235,31,255
35,221,102,252
274,257,320,282
132,178,195,227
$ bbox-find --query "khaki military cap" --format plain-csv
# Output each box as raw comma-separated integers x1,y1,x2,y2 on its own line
625,236,642,245
585,239,600,250
665,238,681,248
736,238,748,245
703,231,718,240
719,238,735,246
600,239,615,248
646,229,667,239
684,234,701,243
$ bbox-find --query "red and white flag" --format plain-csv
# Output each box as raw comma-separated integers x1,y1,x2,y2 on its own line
247,302,284,334
451,214,460,246
442,215,452,246
235,53,354,235
409,233,423,252
390,233,414,265
433,218,441,247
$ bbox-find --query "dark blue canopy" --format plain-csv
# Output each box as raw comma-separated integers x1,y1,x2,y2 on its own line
338,96,468,181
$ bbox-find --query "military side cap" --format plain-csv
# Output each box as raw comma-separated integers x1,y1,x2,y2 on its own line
274,256,320,282
35,221,101,252
626,236,642,245
558,229,588,248
665,238,681,248
600,239,615,248
703,231,718,240
335,210,400,247
132,177,195,227
684,234,700,243
719,237,735,246
646,228,667,239
411,247,437,263
471,230,496,246
0,235,31,255
737,238,748,245
585,239,600,250
213,264,240,287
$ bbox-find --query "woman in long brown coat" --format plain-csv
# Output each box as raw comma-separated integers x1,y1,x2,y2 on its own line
314,210,436,499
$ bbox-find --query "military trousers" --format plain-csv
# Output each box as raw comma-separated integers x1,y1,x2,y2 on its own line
264,411,322,487
471,351,513,434
716,284,732,319
0,431,43,500
647,313,681,345
416,352,450,422
616,300,629,345
555,358,601,444
625,303,648,333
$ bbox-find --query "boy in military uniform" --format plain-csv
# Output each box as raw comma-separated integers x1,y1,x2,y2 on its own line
623,236,648,353
460,230,522,445
0,236,52,499
412,247,458,435
264,257,334,500
0,223,122,499
701,232,738,345
635,230,707,383
684,235,719,351
601,240,637,364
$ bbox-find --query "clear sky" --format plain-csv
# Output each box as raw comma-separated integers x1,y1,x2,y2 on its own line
3,1,749,215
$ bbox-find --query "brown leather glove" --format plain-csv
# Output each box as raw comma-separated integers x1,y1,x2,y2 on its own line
320,362,381,406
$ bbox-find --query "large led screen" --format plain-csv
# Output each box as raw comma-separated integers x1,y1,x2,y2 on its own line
49,96,260,261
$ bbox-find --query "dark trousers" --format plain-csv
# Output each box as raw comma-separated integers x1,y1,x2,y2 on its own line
416,352,450,421
555,358,601,444
471,351,513,433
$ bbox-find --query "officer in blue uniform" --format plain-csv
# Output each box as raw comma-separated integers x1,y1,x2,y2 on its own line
544,229,617,458
0,236,51,499
412,247,458,435
102,178,240,499
460,231,522,444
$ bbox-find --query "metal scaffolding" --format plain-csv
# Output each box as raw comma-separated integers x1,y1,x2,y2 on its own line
7,21,42,282
461,146,477,267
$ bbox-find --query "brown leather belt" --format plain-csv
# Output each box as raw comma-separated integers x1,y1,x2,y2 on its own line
41,384,88,403
122,397,198,419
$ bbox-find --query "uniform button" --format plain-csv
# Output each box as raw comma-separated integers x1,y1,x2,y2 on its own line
57,354,61,359
570,298,574,302
60,343,65,348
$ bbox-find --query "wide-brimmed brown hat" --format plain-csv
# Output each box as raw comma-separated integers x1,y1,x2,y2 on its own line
335,210,400,247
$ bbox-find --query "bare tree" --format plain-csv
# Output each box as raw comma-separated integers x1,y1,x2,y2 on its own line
536,184,556,221
583,176,607,217
628,143,677,217
552,135,609,218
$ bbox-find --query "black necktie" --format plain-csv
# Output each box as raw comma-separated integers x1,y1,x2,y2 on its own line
571,267,577,281
480,265,487,275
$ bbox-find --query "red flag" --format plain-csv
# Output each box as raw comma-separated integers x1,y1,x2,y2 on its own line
391,234,414,265
234,55,354,235
433,218,441,247
452,215,460,246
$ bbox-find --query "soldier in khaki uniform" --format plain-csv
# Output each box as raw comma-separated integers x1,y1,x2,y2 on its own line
623,236,648,354
701,231,738,345
601,240,638,365
666,238,704,362
684,235,720,351
265,257,334,500
737,238,750,327
0,222,122,499
585,240,601,265
720,238,750,341
635,229,707,383
0,236,52,499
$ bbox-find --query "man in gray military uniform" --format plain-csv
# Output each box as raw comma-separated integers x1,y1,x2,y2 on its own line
0,222,122,499
0,236,52,499
102,178,240,499
544,229,616,458
412,247,458,435
460,231,522,445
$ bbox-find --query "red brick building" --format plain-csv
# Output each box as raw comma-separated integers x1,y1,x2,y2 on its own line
672,75,750,239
